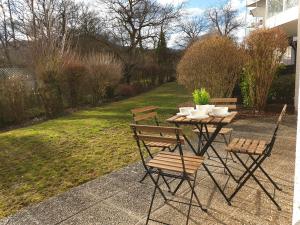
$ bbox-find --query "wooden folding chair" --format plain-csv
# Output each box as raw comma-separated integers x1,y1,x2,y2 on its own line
193,98,237,169
131,106,177,182
225,104,287,210
131,124,207,225
131,106,175,150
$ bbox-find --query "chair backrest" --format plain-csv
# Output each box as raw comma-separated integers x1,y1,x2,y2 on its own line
268,104,287,154
131,124,186,171
209,98,237,111
131,106,159,125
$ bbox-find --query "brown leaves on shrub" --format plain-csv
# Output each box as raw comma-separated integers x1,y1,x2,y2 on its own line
177,35,246,97
0,75,26,123
245,27,288,111
61,52,86,107
32,48,64,118
84,53,123,105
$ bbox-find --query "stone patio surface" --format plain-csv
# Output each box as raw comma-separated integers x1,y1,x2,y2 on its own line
0,115,297,225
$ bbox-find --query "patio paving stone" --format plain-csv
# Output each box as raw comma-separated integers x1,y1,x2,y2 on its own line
0,115,296,225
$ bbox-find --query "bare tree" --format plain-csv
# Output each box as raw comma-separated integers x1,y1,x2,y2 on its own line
100,0,181,52
206,2,243,37
178,15,207,46
0,0,12,64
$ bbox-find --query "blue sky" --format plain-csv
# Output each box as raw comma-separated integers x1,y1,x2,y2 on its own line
161,0,247,46
187,0,226,8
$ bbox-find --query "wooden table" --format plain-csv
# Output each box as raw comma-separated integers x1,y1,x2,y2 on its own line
167,112,237,155
166,112,238,205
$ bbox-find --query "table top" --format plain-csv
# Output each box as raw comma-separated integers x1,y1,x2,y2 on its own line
166,112,238,125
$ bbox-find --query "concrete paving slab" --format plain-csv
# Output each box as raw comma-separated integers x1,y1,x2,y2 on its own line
59,201,139,225
0,115,296,225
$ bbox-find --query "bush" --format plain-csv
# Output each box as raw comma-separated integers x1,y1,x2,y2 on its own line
116,84,138,97
31,41,64,118
240,68,253,107
268,74,295,104
128,52,161,88
61,53,86,107
0,75,26,125
84,53,122,105
177,35,245,98
243,28,288,111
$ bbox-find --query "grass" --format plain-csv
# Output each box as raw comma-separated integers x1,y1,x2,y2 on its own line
0,82,191,218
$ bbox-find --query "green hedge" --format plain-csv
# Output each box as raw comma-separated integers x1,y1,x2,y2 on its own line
268,74,295,104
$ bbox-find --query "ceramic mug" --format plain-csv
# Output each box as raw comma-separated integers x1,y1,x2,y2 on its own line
196,105,215,114
179,107,194,115
212,107,228,116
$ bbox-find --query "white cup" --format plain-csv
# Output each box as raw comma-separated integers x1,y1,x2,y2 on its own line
212,107,228,116
179,107,194,115
196,105,215,114
190,109,207,117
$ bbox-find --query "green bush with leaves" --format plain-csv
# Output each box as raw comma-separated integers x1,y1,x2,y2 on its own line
193,88,210,105
240,68,253,107
268,74,295,103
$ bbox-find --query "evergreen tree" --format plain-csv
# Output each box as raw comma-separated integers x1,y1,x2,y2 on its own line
156,30,167,65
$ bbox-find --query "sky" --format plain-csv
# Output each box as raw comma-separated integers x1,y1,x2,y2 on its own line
89,0,248,48
157,0,247,47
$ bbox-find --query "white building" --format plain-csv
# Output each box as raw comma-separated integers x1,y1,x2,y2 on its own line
246,0,298,108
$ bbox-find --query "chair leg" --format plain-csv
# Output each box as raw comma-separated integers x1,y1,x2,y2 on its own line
146,173,161,225
187,173,207,212
203,164,232,205
186,179,194,225
249,155,282,191
237,155,261,183
148,171,167,201
169,144,179,152
161,174,171,192
209,145,238,183
185,173,207,225
139,171,149,183
230,153,281,210
172,179,184,195
236,155,281,191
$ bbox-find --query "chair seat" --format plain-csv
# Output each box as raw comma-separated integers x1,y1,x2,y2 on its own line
226,138,267,155
193,126,233,135
146,141,173,148
147,152,204,174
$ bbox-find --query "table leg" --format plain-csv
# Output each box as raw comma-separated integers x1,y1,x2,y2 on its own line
175,123,198,155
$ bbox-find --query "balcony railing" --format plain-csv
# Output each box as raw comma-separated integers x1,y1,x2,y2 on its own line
267,0,297,17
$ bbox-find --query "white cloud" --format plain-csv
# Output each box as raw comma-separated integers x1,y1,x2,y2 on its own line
158,0,187,6
182,7,204,17
229,0,246,10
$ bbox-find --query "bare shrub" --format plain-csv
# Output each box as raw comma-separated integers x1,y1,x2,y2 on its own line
32,44,64,118
61,52,87,107
0,75,26,124
244,28,288,111
177,35,245,97
84,53,122,105
116,84,138,97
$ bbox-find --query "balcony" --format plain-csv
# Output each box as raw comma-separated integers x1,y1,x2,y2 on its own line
266,0,298,35
267,0,297,18
247,0,266,7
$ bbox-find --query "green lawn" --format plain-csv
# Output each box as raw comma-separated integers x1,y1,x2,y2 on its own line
0,82,191,218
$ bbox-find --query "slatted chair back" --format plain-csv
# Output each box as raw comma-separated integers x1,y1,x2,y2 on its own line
267,104,287,155
131,106,160,125
209,98,237,111
131,124,187,172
